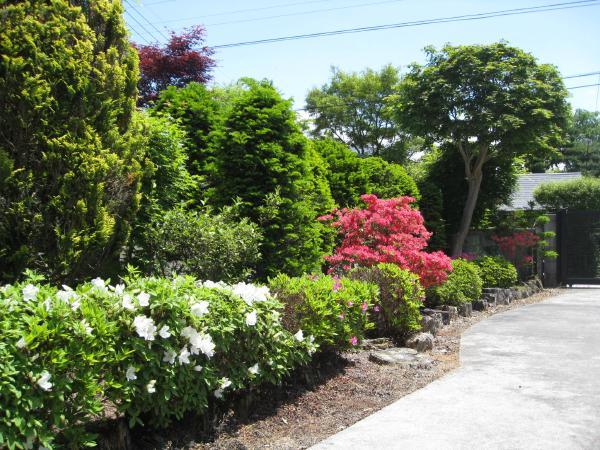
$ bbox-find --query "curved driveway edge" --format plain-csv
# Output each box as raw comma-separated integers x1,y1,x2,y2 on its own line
311,288,600,450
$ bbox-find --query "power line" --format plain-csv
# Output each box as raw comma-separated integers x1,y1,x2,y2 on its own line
125,7,162,43
124,0,169,41
212,0,600,49
563,71,600,79
153,0,342,24
567,83,600,89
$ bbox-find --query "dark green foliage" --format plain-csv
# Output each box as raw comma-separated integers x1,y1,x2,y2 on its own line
534,177,600,211
416,180,447,251
127,114,200,270
313,138,419,207
269,274,378,350
476,256,518,288
350,264,424,339
423,145,517,236
0,0,142,283
152,82,221,178
311,139,369,206
207,79,335,278
427,258,483,306
562,109,600,176
142,207,262,282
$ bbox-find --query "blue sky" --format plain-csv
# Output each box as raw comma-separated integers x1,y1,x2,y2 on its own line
125,0,600,111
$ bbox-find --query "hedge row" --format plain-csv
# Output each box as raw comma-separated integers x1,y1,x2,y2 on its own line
0,264,424,448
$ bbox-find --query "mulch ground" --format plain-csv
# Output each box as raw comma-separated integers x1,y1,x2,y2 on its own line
137,288,561,450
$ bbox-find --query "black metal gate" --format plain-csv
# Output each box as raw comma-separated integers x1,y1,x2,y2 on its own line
558,210,600,285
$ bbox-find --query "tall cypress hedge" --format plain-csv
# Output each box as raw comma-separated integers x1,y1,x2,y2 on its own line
0,0,142,282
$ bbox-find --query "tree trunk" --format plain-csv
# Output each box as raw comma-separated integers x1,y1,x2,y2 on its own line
451,168,483,258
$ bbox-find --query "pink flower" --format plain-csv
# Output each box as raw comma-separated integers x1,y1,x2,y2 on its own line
374,305,381,312
347,301,353,307
338,313,345,320
349,336,358,346
332,279,342,291
361,303,368,313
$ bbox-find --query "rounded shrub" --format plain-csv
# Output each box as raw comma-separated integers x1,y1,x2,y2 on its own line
269,274,378,350
475,256,518,288
534,177,600,211
427,258,483,306
350,263,424,339
0,272,314,448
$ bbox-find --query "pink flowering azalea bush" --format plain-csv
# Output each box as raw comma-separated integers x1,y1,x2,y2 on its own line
319,194,452,289
269,274,378,350
0,270,315,448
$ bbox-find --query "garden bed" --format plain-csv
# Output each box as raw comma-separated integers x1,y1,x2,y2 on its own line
133,288,560,450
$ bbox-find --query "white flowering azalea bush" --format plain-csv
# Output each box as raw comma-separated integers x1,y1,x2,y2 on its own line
269,274,379,350
0,270,314,449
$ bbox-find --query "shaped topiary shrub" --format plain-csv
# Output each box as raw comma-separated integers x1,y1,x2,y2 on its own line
0,0,143,283
0,272,315,448
269,274,378,350
427,258,483,306
350,263,424,339
475,256,518,288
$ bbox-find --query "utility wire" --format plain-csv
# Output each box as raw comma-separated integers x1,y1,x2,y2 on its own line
154,0,342,23
563,71,600,79
567,83,600,89
212,0,600,49
125,8,162,42
124,0,169,41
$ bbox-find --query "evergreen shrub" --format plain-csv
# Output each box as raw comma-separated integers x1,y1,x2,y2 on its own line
475,256,518,288
427,258,483,306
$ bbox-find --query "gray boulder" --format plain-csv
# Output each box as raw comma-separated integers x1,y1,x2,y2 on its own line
406,332,434,352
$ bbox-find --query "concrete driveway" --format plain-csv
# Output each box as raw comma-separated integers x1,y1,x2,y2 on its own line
312,288,600,450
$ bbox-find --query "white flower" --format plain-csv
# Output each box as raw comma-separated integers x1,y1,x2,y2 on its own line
147,379,157,393
294,329,304,342
16,337,26,349
114,283,125,295
37,370,52,391
56,289,74,304
70,298,81,311
245,310,258,326
126,366,137,381
214,377,232,399
43,297,52,312
189,332,216,358
202,280,228,290
232,282,270,305
249,363,260,375
308,335,315,344
122,294,135,310
193,365,203,372
22,284,39,301
159,325,171,339
190,301,209,317
91,277,107,292
137,291,150,307
214,388,224,399
178,346,191,365
81,319,93,335
133,315,157,341
181,326,196,339
163,349,177,365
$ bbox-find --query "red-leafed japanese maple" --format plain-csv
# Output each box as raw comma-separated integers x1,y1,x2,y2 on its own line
319,194,453,288
134,26,215,106
492,230,540,268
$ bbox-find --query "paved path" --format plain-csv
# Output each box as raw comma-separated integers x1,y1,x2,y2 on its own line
313,288,600,450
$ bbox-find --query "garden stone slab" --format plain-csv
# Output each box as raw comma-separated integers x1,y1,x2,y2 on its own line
369,347,432,368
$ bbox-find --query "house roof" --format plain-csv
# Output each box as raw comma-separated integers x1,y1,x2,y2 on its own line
502,172,583,211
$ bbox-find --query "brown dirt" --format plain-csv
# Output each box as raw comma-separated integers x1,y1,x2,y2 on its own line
141,289,561,450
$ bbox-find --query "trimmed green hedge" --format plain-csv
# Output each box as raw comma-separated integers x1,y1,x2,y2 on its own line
350,263,424,339
427,258,483,306
475,256,518,288
0,272,315,448
534,177,600,211
269,274,378,350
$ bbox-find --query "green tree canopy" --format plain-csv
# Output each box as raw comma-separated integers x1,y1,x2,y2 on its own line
562,109,600,176
0,0,142,282
306,65,421,162
395,42,569,256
